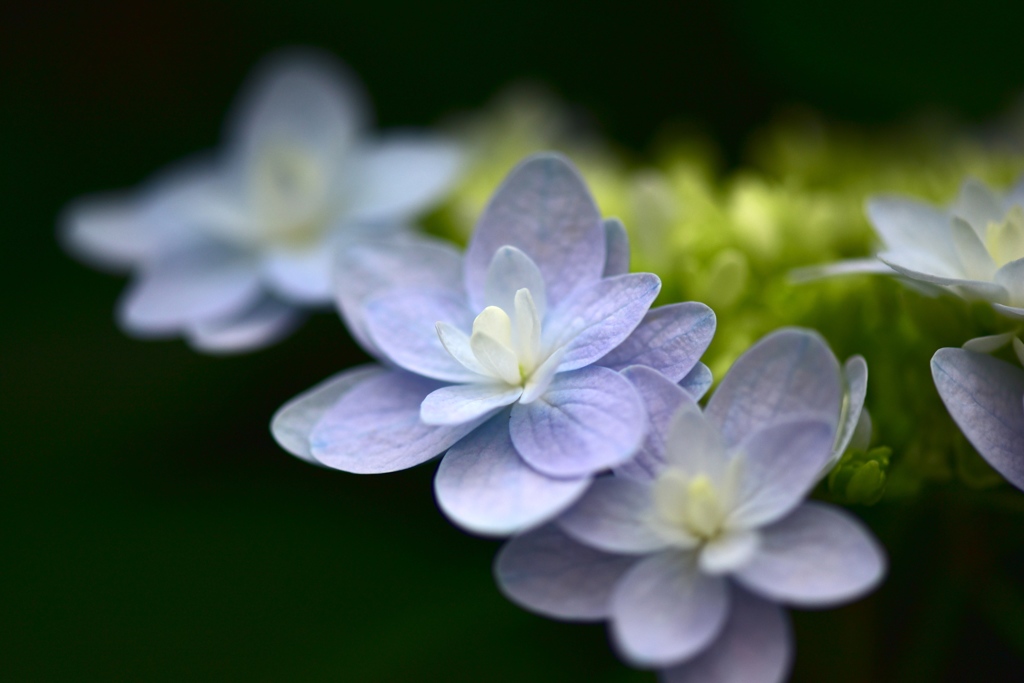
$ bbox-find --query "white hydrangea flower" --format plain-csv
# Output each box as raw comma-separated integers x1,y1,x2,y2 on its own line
800,177,1024,318
61,49,462,353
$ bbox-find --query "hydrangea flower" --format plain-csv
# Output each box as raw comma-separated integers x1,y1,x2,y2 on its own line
807,177,1024,318
61,49,462,353
272,153,716,535
495,329,885,682
932,341,1024,491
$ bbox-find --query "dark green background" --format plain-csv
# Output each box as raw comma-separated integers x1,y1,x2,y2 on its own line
5,1,1024,680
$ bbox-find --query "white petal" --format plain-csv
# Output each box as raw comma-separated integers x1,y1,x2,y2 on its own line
484,245,547,319
698,529,760,575
495,524,638,621
520,346,566,404
271,364,385,463
435,322,487,375
951,177,1004,232
735,502,886,607
950,216,997,281
994,257,1024,305
615,366,696,482
420,382,522,426
879,251,1007,301
470,331,521,385
827,355,869,471
788,258,896,283
610,551,730,667
347,135,463,221
865,196,959,269
261,240,335,304
962,332,1016,353
435,414,590,536
663,402,731,483
59,194,156,271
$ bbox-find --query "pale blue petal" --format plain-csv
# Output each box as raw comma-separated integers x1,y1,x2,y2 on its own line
660,587,792,683
931,348,1024,490
465,153,605,309
271,364,386,464
495,524,638,621
420,382,522,425
186,297,304,354
347,135,463,221
262,238,336,304
310,369,480,473
511,366,646,478
603,218,631,276
546,273,661,372
829,356,868,467
598,303,715,382
614,365,696,482
610,551,729,668
557,476,668,554
728,419,836,528
59,194,158,271
435,414,590,535
362,287,479,382
117,242,262,337
789,258,895,283
705,328,841,448
735,502,886,607
679,363,713,401
484,246,547,318
335,233,464,358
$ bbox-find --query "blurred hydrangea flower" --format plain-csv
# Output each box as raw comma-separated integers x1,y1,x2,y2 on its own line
809,177,1024,319
495,329,885,681
61,49,462,353
272,153,716,535
932,338,1024,491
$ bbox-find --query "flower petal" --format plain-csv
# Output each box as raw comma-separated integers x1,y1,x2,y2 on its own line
679,363,713,401
664,401,730,477
735,502,886,607
271,364,386,464
699,529,760,575
118,242,262,336
484,245,548,319
420,382,522,426
865,196,959,270
465,153,605,309
660,587,792,683
511,366,646,478
950,216,997,280
994,257,1024,305
610,551,730,667
614,365,696,482
228,49,366,175
951,177,1004,231
347,135,463,221
705,328,841,448
60,194,158,271
362,287,479,382
931,347,1024,490
495,524,637,621
598,303,715,382
728,418,836,528
336,233,465,357
557,477,668,554
879,251,1007,301
310,369,480,473
186,297,304,353
789,258,896,283
603,218,631,277
546,273,662,372
435,414,590,535
828,355,869,470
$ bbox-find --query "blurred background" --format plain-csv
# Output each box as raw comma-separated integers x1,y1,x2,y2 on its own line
6,0,1024,680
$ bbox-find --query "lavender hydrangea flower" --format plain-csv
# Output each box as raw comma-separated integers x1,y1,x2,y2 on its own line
61,49,462,353
802,177,1024,318
495,329,886,681
932,342,1024,491
272,153,716,535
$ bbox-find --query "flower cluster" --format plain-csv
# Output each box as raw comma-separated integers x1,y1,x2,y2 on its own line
63,48,1024,680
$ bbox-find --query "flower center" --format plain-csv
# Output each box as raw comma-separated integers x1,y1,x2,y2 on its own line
651,464,740,544
984,206,1024,267
252,144,331,246
464,287,544,387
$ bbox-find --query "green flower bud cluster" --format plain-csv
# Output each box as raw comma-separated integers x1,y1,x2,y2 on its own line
829,447,892,505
